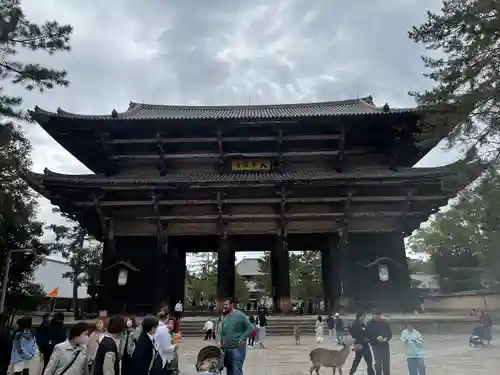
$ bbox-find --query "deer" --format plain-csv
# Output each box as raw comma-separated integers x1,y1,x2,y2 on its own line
309,337,353,375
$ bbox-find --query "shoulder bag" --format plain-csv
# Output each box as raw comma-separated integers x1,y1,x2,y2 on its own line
59,350,81,375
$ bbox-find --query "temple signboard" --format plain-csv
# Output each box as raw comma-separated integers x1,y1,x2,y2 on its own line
231,159,271,171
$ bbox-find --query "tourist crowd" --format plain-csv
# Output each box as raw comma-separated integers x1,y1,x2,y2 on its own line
0,308,183,375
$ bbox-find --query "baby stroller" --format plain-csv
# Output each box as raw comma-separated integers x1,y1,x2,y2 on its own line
195,345,225,375
469,324,485,347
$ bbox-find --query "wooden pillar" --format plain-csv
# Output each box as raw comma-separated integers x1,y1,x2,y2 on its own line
217,233,235,308
322,234,338,315
155,223,167,312
96,220,115,313
274,236,292,314
391,231,412,311
321,247,331,315
338,228,349,306
270,248,279,311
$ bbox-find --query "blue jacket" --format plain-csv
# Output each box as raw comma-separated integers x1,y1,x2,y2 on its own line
10,330,37,364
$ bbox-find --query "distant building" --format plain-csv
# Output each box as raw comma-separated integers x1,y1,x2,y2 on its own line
236,258,263,297
33,257,89,299
410,272,440,292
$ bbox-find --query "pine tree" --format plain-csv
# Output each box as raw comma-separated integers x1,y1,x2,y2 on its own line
409,0,500,156
0,123,47,311
1,0,72,119
47,212,102,319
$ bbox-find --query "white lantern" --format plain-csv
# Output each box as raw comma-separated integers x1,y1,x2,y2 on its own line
117,268,128,286
378,264,389,282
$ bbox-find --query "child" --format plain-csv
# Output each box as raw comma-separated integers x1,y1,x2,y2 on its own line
400,323,426,375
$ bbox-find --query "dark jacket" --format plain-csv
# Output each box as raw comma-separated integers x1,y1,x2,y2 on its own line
367,318,392,346
350,320,370,346
46,320,66,354
326,316,335,330
256,314,267,327
36,321,51,353
334,317,344,331
131,331,162,375
257,306,268,317
0,325,12,375
93,336,120,375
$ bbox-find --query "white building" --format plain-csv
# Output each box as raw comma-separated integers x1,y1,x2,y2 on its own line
236,258,263,294
33,257,89,299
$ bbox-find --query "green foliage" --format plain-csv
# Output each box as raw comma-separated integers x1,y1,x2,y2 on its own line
409,0,500,154
408,169,500,291
0,123,47,309
0,0,73,120
185,253,249,304
257,251,323,300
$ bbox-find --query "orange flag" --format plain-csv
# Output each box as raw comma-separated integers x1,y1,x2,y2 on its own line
47,287,59,298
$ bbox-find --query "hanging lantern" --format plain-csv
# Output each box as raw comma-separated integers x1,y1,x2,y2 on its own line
378,264,389,282
117,268,128,286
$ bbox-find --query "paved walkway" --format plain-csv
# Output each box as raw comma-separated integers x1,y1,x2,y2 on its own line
23,334,496,375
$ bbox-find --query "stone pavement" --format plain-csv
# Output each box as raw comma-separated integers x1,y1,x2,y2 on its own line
24,334,496,375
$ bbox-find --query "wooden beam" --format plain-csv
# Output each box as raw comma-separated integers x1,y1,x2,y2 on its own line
388,128,402,171
110,148,376,160
156,131,167,176
400,189,413,236
108,134,342,145
73,194,449,207
341,191,353,227
216,126,224,173
336,122,345,173
91,192,109,242
99,133,114,176
277,127,284,171
103,211,426,222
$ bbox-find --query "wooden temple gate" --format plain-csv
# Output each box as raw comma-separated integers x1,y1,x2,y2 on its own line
25,97,484,313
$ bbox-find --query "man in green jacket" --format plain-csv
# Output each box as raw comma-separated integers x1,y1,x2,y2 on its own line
219,299,253,375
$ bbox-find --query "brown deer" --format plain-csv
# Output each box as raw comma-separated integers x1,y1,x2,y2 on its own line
309,337,353,375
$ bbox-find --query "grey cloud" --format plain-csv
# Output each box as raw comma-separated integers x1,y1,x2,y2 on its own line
5,0,448,228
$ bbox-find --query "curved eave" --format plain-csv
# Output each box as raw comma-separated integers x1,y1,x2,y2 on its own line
29,100,419,123
25,159,486,188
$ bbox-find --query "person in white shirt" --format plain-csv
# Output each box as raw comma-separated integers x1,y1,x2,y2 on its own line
202,319,215,340
174,301,183,321
155,311,177,372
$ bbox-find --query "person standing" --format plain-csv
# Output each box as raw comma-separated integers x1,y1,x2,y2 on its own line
91,316,124,375
42,322,90,375
400,323,426,375
315,316,324,343
367,311,392,375
334,313,345,345
155,312,178,375
132,316,162,375
86,318,106,372
349,312,375,375
174,301,183,321
326,315,335,341
255,312,267,349
36,314,51,372
0,313,12,375
44,313,66,373
202,318,214,341
10,316,37,375
120,317,138,375
479,310,492,344
219,299,253,375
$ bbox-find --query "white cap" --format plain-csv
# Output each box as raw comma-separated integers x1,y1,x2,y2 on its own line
334,313,340,317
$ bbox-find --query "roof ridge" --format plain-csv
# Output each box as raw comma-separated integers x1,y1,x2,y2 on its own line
130,97,367,110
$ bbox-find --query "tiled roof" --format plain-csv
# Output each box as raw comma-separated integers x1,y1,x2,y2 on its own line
29,97,416,122
29,164,468,187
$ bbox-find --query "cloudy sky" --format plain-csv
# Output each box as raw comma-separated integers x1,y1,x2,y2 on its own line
9,0,464,262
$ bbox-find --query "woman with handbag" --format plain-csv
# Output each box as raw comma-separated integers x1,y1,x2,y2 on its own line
42,322,89,375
